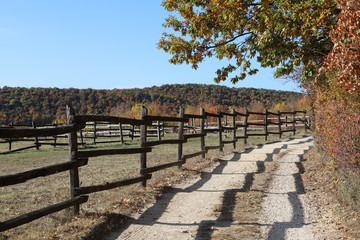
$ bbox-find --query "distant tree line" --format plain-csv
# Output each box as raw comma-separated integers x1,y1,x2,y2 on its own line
0,84,303,125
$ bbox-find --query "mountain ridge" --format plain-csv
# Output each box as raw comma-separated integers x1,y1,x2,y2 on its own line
0,84,303,125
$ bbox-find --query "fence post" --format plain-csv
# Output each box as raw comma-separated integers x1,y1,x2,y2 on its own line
277,110,282,139
292,110,296,135
244,109,248,145
178,107,185,168
232,109,236,149
140,106,148,187
224,114,228,138
308,109,314,131
53,122,58,147
8,122,13,150
131,122,135,140
66,105,80,215
264,109,268,141
119,123,124,144
303,110,308,133
157,121,161,141
92,122,97,145
192,118,195,133
217,109,223,152
79,129,84,146
32,121,40,150
200,107,206,158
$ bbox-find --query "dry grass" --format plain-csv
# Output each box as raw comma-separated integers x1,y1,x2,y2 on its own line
0,131,308,240
303,147,360,240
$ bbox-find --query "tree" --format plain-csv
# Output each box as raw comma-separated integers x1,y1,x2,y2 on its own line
158,0,338,84
318,0,360,94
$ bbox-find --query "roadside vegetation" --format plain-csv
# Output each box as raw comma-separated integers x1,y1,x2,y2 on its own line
303,147,360,239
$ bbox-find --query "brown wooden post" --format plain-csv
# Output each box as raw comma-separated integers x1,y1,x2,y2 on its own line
224,114,228,138
131,122,135,140
192,118,195,133
232,109,237,149
217,109,223,152
93,122,97,145
140,106,148,187
292,110,296,135
200,107,206,158
244,109,249,145
308,109,313,130
277,110,282,139
303,110,308,133
66,105,80,215
79,129,84,146
32,121,40,150
178,107,185,168
157,121,161,141
53,121,58,147
8,122,13,150
264,109,268,141
119,123,124,144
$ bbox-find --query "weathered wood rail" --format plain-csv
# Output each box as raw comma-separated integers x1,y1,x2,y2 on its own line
0,121,72,154
0,105,309,232
0,121,167,153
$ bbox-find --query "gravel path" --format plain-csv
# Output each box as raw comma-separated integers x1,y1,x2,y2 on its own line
106,136,317,240
259,137,317,239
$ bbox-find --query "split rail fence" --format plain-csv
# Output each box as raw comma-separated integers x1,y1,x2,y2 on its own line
0,121,167,154
0,106,309,232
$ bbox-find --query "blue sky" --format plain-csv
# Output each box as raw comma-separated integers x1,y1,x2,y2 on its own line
0,1,301,92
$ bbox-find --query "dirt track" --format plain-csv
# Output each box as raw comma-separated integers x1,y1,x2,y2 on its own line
104,136,329,240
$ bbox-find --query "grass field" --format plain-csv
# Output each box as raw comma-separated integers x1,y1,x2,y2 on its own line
0,130,309,240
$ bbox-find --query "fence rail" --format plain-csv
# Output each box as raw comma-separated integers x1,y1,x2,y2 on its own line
0,105,309,232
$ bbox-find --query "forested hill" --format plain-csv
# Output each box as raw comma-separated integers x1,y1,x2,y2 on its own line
0,84,303,124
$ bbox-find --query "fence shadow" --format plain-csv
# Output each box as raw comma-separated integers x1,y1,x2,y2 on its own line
103,142,289,240
266,157,308,240
194,145,284,239
82,213,130,240
103,153,237,240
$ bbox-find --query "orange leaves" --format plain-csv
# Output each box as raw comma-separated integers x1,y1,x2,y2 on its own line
319,0,360,94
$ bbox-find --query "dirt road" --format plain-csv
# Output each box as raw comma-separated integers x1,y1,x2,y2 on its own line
105,136,326,240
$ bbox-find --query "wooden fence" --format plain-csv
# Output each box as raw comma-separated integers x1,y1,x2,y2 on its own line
0,110,308,154
0,106,309,232
0,121,69,154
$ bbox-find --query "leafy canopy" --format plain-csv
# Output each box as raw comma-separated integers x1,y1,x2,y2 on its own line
158,0,338,84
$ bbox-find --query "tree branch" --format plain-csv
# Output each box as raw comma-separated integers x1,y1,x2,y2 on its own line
303,47,330,57
199,32,252,50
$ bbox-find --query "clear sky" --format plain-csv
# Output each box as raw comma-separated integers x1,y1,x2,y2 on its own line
0,1,301,92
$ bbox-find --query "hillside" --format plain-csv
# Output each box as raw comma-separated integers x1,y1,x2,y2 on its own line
0,84,303,125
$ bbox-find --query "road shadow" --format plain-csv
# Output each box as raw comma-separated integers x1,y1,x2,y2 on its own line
194,144,284,240
266,157,308,240
103,149,242,240
195,137,313,239
81,212,131,240
96,136,312,240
